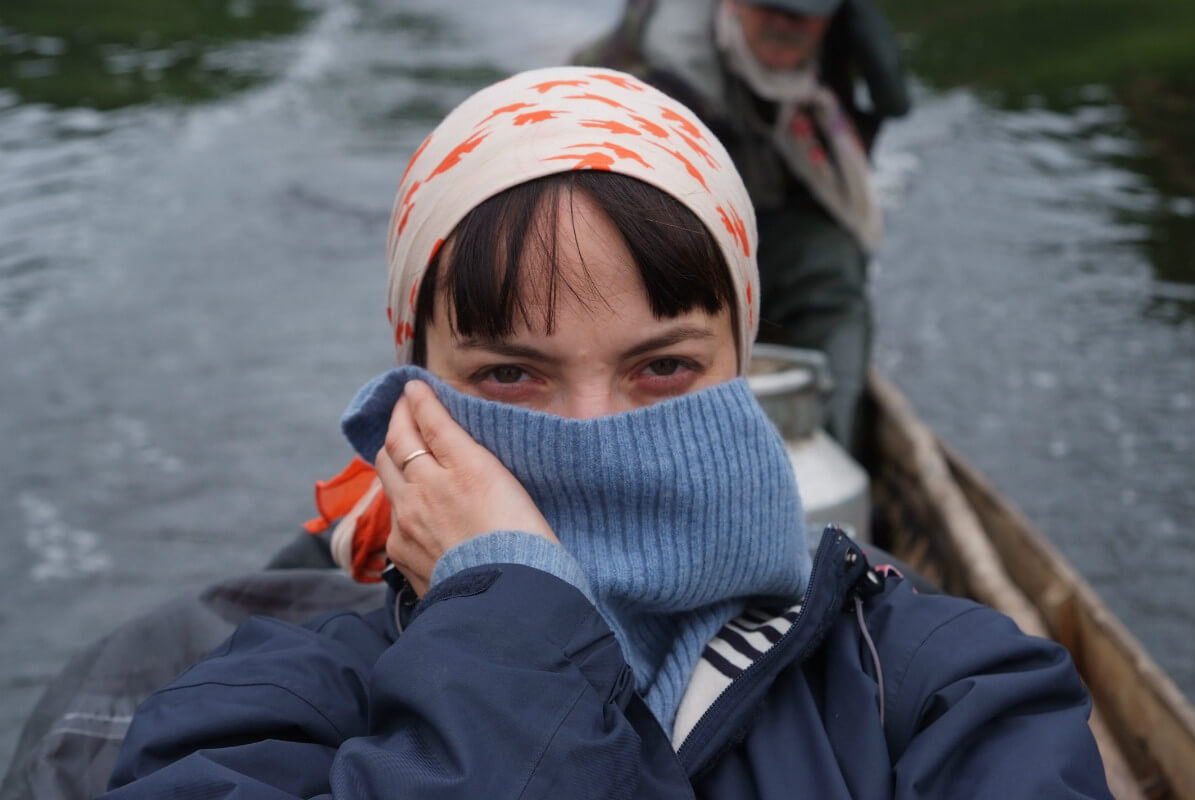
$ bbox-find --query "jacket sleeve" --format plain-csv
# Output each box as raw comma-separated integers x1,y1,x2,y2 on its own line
103,565,692,799
883,597,1113,799
102,609,387,798
327,564,692,799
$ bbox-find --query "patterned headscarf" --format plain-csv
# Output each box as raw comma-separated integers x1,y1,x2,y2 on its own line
310,66,764,581
384,65,760,370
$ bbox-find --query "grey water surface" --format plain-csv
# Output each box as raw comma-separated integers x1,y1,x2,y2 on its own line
1,0,1192,773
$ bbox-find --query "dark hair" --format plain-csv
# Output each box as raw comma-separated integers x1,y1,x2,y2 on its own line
411,171,737,365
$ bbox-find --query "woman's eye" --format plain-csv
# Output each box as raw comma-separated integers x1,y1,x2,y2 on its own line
489,365,526,384
645,358,683,376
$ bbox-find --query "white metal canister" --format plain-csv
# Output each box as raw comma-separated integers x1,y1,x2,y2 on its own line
747,344,871,545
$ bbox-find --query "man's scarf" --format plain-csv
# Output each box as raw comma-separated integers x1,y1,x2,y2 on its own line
715,3,882,251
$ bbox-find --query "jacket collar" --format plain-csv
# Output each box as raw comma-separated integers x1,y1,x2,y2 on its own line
677,527,871,776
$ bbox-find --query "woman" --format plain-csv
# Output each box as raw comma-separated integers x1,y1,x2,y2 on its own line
102,67,1111,798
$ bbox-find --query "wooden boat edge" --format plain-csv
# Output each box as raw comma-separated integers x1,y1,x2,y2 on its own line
940,435,1195,799
864,370,1195,800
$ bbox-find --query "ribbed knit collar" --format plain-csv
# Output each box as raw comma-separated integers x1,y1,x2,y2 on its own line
342,366,810,731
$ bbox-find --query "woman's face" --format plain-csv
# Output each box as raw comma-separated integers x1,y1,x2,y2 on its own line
424,190,739,419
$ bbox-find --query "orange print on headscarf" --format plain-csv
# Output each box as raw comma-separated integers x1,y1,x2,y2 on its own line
660,107,706,141
730,205,751,256
395,180,422,234
397,202,416,235
513,109,566,126
676,131,718,169
477,102,537,126
531,79,589,93
564,142,652,170
580,119,641,136
428,131,489,181
649,142,708,190
399,135,432,187
399,179,421,208
589,73,644,91
394,320,415,345
546,151,616,171
718,205,751,257
629,114,669,138
565,93,632,110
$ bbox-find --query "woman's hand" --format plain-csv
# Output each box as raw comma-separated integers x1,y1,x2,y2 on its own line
375,379,557,596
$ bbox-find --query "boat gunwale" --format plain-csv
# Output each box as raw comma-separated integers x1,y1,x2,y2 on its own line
865,370,1195,800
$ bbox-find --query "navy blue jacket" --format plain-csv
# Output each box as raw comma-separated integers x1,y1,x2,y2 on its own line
103,530,1112,798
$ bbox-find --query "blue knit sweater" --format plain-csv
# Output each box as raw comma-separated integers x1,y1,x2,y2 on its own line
341,367,809,731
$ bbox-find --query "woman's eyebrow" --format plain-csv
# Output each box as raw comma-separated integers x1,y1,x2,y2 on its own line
621,326,715,360
456,338,561,364
458,325,713,362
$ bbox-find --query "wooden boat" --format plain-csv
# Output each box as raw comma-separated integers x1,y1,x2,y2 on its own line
864,371,1195,800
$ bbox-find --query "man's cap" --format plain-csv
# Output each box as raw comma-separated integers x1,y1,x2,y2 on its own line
737,0,845,17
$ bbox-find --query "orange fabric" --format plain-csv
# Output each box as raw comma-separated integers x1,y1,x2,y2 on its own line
306,457,393,583
351,489,392,583
304,456,379,534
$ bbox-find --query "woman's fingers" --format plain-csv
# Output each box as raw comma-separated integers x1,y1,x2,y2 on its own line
381,392,439,481
374,378,558,598
403,380,480,469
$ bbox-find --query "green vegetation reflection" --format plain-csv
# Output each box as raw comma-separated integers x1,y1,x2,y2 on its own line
878,0,1195,308
0,0,313,110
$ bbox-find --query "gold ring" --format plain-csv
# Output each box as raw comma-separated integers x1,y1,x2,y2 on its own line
400,448,431,471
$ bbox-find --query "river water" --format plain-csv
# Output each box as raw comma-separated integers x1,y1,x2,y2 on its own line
2,0,1192,772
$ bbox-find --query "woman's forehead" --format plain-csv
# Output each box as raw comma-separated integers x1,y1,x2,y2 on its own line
447,303,732,355
422,171,740,364
439,190,640,326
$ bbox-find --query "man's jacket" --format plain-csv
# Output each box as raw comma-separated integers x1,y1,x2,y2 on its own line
102,529,1113,798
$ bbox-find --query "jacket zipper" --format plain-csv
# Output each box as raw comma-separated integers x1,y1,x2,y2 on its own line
676,531,852,773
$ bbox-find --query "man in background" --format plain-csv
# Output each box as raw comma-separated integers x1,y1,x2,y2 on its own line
575,0,909,452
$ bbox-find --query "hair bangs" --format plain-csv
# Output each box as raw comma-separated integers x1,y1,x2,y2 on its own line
412,172,737,366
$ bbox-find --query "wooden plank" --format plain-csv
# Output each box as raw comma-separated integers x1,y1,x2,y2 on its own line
868,374,1050,634
943,441,1195,800
866,372,1146,799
